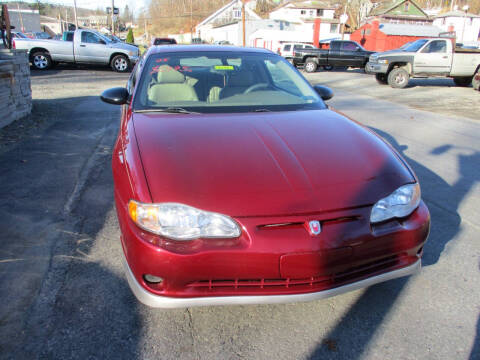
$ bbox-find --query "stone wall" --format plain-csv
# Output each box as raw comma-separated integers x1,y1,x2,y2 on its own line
0,49,32,129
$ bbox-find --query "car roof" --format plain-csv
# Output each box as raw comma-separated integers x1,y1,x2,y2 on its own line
145,45,274,57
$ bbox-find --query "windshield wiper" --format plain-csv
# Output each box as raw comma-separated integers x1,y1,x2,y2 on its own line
253,108,272,112
134,107,199,114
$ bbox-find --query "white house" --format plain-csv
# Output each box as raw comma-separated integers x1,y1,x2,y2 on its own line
195,0,261,42
269,1,336,23
207,19,296,46
433,10,480,44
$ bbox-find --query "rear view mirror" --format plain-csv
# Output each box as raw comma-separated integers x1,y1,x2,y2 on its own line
313,85,334,101
101,87,129,105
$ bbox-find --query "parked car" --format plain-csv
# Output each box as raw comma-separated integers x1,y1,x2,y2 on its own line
11,31,28,39
100,45,430,308
151,37,177,46
213,40,232,46
279,42,316,62
292,40,375,72
24,31,52,40
366,37,480,88
13,29,139,72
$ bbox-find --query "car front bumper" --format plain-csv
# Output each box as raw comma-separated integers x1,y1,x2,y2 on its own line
366,62,388,74
123,251,421,308
117,198,430,308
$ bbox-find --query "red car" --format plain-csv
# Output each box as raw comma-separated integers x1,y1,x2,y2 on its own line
101,45,430,308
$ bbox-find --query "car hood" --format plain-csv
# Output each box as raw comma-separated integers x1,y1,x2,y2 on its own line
110,42,138,52
132,109,414,217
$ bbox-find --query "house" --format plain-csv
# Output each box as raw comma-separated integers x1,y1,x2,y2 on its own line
195,0,261,42
350,20,442,51
433,11,480,44
207,19,296,46
269,1,336,23
366,0,432,25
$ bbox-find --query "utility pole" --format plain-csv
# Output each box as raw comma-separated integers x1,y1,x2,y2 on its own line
190,0,193,42
111,0,115,35
16,3,25,32
73,0,78,29
242,0,246,46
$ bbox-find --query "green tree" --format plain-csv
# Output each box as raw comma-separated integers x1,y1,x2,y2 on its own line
126,28,134,44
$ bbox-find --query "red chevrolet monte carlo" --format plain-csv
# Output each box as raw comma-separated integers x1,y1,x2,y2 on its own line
100,45,430,308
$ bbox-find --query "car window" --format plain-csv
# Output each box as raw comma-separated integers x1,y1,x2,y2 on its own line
293,45,303,50
133,51,325,113
421,40,447,53
283,44,291,51
403,39,429,52
81,32,102,44
341,42,358,51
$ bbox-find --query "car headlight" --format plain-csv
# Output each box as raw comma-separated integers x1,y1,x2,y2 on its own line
128,50,136,56
378,59,389,64
128,201,241,240
370,183,421,223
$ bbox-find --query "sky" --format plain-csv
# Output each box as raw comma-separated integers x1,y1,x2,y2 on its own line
5,0,147,14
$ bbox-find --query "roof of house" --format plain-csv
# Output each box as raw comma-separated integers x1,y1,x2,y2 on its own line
434,10,480,19
196,0,261,28
378,23,441,37
370,0,428,18
271,1,336,12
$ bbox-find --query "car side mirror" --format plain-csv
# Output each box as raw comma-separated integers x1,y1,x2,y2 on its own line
101,87,129,105
313,85,334,101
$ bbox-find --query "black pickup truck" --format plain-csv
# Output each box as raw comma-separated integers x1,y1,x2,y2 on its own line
292,40,375,73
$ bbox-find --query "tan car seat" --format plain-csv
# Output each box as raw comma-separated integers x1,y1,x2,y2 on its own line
148,65,198,103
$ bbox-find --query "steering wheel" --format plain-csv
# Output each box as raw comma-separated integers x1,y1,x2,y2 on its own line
244,83,272,94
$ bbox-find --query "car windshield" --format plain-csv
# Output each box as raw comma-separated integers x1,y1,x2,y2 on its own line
133,51,325,113
402,39,429,52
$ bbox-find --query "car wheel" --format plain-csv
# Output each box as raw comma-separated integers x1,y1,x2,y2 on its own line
453,76,472,87
375,73,388,85
323,65,333,71
31,51,52,70
304,59,317,73
111,55,130,72
387,67,409,89
472,71,480,91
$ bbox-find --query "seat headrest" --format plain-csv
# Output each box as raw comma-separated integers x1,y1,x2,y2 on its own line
227,70,254,87
156,65,186,83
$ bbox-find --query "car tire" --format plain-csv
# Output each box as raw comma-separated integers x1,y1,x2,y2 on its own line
304,59,318,73
387,67,409,89
31,51,52,70
375,73,388,85
472,71,480,91
323,65,333,71
111,54,130,72
453,76,472,87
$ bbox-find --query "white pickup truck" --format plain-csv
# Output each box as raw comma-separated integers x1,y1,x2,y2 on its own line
13,29,139,72
366,37,480,90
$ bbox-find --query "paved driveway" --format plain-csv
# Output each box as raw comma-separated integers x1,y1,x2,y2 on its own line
0,66,478,360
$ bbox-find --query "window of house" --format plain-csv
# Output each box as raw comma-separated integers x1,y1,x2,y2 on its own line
330,24,339,33
317,9,324,17
405,1,410,11
301,10,306,15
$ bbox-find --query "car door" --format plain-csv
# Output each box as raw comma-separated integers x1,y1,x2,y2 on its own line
327,41,342,66
413,39,452,75
338,41,363,67
74,31,111,64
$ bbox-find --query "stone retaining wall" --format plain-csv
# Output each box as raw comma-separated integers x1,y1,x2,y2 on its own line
0,49,32,129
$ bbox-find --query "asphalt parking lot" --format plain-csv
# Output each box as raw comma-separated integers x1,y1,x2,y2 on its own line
0,65,479,359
